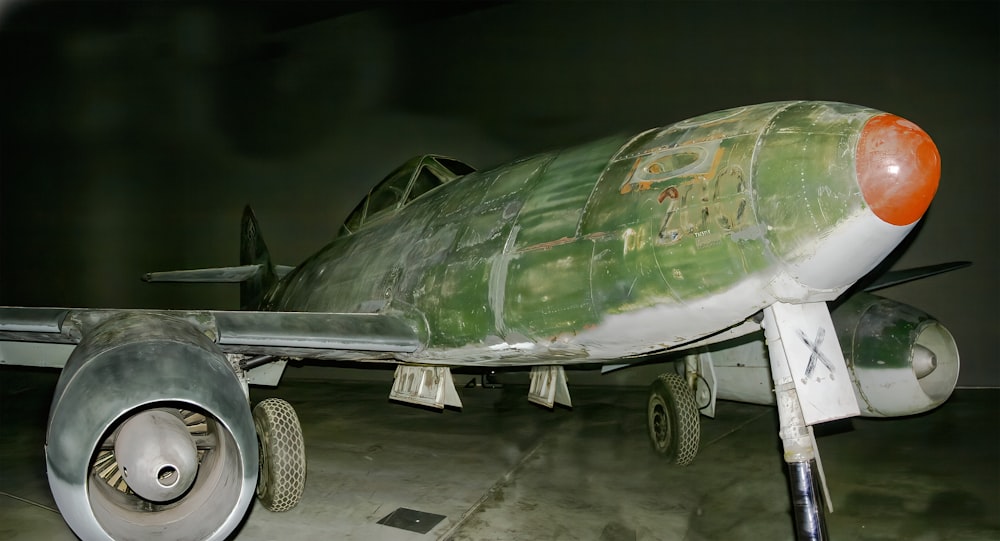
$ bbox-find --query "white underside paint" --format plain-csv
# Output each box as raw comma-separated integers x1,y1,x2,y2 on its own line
781,210,916,294
406,272,777,366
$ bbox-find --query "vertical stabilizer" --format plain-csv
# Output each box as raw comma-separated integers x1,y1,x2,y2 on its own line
240,206,277,310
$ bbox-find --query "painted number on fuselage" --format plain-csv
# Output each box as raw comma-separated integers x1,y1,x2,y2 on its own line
647,159,749,248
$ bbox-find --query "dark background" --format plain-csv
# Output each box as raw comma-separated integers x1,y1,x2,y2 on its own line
1,1,996,386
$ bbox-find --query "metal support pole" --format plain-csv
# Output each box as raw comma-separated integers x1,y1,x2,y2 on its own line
789,459,828,541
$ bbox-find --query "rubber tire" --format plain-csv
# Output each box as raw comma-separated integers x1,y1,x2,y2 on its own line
647,373,700,466
253,398,306,512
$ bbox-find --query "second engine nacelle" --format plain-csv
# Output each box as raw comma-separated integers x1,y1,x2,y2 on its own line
710,293,959,418
834,292,960,417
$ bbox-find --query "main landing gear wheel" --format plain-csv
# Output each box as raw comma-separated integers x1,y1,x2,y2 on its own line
647,372,700,466
253,398,306,512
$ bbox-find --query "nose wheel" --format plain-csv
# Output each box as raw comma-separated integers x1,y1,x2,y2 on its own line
253,398,307,512
647,372,700,465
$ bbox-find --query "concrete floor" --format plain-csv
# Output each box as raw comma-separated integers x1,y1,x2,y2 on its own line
1,367,997,540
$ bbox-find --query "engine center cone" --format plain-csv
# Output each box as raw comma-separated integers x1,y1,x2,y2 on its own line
114,409,199,502
856,114,941,226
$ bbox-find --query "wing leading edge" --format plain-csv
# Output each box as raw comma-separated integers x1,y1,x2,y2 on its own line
0,307,421,369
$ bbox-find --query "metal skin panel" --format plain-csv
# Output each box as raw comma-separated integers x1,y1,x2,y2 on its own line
583,131,766,310
262,101,922,365
512,136,626,248
0,340,75,367
46,312,257,541
0,307,68,332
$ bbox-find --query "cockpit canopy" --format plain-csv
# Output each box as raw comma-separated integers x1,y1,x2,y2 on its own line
339,155,475,236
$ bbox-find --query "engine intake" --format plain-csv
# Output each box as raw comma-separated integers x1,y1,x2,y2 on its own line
46,312,257,541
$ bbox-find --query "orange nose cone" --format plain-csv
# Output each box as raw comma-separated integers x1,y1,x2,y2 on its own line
856,114,941,226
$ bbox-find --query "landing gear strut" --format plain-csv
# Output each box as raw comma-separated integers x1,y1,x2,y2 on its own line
647,372,700,465
253,398,307,512
761,302,861,541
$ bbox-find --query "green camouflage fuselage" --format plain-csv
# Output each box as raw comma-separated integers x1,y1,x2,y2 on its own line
265,101,908,365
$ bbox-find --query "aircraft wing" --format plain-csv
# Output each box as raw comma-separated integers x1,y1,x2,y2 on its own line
863,261,970,292
0,307,421,369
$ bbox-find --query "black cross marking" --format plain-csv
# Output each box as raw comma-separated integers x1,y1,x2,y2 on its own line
244,219,256,243
796,327,835,382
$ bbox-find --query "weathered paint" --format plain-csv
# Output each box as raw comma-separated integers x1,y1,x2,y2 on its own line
833,292,960,416
263,101,936,365
0,101,949,541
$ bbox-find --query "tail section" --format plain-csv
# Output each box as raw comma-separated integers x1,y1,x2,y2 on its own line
240,206,278,310
142,206,292,309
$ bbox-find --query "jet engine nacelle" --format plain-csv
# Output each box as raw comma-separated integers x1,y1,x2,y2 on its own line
46,312,258,541
834,292,960,417
710,293,959,418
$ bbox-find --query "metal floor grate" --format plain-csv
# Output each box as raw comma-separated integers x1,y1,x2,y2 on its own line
376,507,446,534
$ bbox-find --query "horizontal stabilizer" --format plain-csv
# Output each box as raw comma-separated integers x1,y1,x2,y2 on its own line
865,261,970,292
143,264,294,283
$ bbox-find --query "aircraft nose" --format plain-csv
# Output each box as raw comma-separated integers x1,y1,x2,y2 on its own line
855,114,941,226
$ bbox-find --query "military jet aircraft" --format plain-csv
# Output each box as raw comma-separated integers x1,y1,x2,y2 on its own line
0,101,959,541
